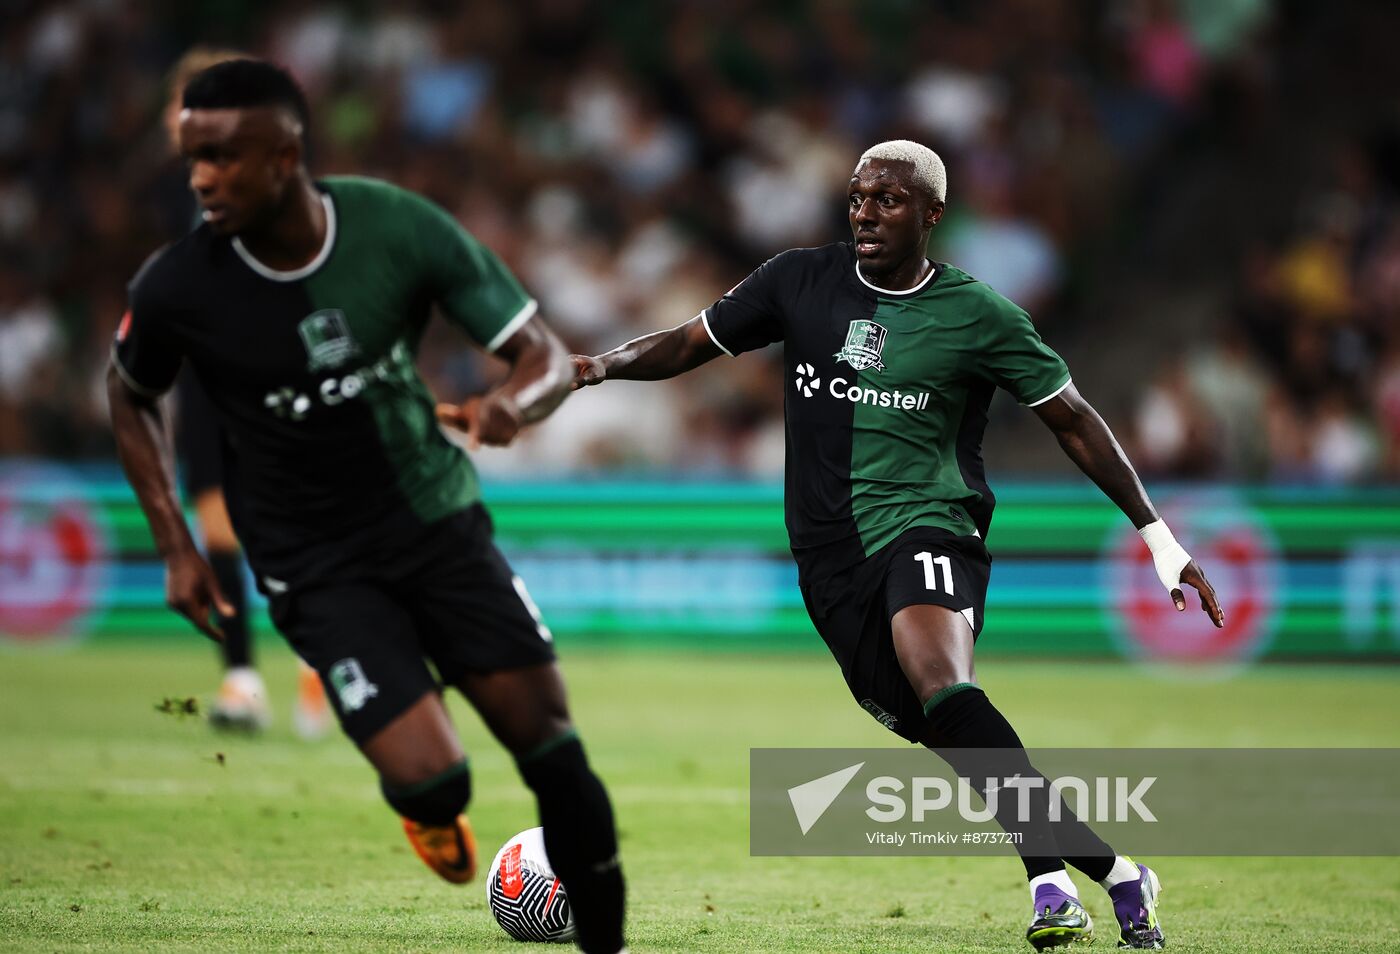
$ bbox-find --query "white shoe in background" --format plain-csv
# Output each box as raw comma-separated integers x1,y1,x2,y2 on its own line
209,666,272,732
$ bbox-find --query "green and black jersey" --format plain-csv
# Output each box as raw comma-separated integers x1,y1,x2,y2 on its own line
703,243,1070,585
113,176,535,590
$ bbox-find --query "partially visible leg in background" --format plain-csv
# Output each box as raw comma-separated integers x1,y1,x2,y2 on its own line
293,659,332,740
198,488,269,732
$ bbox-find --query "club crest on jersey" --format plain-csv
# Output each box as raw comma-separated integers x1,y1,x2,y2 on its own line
834,319,888,372
298,309,360,372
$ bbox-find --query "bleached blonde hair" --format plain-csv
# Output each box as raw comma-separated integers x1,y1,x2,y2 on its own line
858,140,947,204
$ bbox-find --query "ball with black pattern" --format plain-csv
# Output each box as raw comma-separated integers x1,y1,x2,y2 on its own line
486,827,577,943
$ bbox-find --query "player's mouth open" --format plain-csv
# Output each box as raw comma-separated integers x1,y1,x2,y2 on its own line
202,206,229,224
856,237,883,254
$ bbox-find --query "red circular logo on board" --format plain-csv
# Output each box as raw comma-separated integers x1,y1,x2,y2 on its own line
0,465,111,644
1105,496,1280,662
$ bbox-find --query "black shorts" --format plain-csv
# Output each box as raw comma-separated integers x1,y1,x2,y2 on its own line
175,367,225,499
799,526,991,744
267,506,557,743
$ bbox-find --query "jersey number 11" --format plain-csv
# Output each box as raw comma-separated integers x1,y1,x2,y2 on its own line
914,552,954,595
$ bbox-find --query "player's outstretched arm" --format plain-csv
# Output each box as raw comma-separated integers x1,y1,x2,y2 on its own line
1033,382,1225,628
571,315,723,389
435,315,574,448
106,365,233,641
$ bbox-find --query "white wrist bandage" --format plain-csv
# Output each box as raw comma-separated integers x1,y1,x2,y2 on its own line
1138,520,1192,593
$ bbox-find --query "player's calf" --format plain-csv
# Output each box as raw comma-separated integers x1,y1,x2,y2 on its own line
517,730,626,954
384,761,478,883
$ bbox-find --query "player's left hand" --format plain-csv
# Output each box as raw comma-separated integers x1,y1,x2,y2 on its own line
1176,560,1225,628
436,394,524,449
570,354,606,389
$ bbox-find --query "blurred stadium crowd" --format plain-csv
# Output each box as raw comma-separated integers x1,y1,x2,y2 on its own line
1,0,1397,482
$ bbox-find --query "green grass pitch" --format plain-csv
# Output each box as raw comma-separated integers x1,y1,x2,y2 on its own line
2,641,1398,952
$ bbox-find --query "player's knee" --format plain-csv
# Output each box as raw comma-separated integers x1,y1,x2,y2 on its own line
380,760,471,825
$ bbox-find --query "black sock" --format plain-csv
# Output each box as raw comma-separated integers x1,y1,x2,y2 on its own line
517,732,625,954
1056,807,1116,883
207,550,250,669
924,689,1117,883
923,685,1063,880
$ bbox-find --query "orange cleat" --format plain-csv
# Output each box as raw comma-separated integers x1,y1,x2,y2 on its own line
293,660,332,740
402,815,478,884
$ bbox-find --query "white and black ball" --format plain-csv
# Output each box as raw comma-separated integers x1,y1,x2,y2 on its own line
486,827,576,943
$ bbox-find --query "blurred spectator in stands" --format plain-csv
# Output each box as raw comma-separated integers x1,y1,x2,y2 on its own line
0,265,61,453
1189,325,1271,478
0,0,1393,487
1132,357,1217,477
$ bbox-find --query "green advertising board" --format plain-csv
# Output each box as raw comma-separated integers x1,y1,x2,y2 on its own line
2,462,1398,660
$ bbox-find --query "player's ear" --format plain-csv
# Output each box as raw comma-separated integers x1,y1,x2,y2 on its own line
927,201,944,228
274,138,301,180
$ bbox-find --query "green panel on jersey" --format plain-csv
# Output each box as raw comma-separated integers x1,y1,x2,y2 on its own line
846,268,1069,557
848,294,979,555
298,177,531,524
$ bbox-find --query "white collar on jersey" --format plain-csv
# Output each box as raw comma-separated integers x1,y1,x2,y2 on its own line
854,257,937,297
231,192,337,282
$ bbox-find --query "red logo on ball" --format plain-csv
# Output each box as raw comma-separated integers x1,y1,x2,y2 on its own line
500,843,524,900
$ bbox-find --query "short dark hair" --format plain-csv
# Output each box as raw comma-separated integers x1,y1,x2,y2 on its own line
182,58,310,141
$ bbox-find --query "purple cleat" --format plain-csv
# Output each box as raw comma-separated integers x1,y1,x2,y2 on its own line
1108,858,1164,949
1026,883,1094,950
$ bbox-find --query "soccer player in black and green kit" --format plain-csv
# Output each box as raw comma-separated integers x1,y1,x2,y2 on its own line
108,60,626,954
575,140,1225,951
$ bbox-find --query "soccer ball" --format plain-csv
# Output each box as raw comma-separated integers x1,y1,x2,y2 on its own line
486,827,576,943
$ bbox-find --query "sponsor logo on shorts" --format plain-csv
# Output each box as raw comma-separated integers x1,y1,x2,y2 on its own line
860,699,900,731
328,658,378,713
834,319,888,372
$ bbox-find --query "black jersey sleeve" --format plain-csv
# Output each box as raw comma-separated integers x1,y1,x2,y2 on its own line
405,191,538,353
700,252,793,356
976,292,1071,406
111,251,182,397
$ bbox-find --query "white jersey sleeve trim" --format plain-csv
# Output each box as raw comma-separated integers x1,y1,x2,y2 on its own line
700,309,734,357
109,341,172,398
485,298,539,353
1025,375,1072,407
